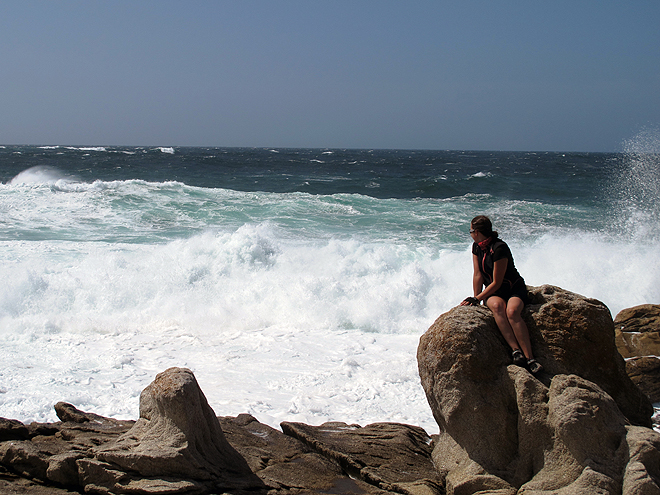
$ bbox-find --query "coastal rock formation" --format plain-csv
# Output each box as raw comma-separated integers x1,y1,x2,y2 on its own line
93,368,250,479
0,368,440,494
625,356,660,403
86,367,262,493
0,404,135,494
280,421,442,494
615,304,660,358
417,284,659,494
614,304,660,403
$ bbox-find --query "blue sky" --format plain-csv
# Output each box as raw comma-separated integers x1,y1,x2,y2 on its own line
1,1,658,151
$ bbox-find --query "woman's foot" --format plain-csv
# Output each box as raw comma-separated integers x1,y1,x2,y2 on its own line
511,349,526,367
527,358,543,374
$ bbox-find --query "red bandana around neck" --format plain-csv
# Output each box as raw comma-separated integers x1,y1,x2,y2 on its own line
478,236,494,251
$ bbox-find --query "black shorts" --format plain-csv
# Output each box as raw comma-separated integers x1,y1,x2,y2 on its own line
489,279,529,305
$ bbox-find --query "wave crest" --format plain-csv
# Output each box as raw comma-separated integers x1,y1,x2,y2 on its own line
9,166,78,186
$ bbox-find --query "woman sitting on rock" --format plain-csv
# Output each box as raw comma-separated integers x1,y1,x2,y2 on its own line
460,215,543,374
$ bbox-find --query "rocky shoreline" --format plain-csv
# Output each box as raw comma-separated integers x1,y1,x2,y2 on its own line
1,285,659,494
1,371,442,495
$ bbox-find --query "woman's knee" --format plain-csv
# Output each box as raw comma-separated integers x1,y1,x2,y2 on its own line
506,306,522,321
487,297,507,315
505,297,525,320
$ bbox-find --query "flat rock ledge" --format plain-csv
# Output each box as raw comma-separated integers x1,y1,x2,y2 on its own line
0,367,440,495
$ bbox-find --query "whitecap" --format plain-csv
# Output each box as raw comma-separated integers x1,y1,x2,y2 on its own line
9,166,77,185
65,146,107,152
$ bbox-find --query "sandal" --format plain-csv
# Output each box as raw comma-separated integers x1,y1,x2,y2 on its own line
511,349,526,367
527,359,543,374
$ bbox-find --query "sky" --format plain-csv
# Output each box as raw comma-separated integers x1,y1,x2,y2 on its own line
1,1,658,152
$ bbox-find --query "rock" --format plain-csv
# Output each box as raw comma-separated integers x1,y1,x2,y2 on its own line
523,285,652,427
622,426,660,495
0,401,433,494
4,367,441,494
0,418,29,441
55,401,115,425
417,285,659,494
613,303,660,411
615,304,660,358
0,441,50,481
93,367,262,492
516,374,629,493
281,421,442,494
0,407,134,490
26,423,60,437
626,356,660,403
217,413,383,493
77,458,207,495
0,464,78,495
45,451,86,486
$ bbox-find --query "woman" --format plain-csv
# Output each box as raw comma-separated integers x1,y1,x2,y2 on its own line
460,215,543,374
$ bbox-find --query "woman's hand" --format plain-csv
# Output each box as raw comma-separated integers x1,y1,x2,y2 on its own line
461,297,479,306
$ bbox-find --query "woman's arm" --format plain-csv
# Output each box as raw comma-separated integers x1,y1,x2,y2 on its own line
472,253,484,297
462,254,485,306
476,258,507,302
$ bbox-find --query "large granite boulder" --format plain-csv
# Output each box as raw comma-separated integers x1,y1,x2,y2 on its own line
615,304,660,358
88,367,262,493
614,304,660,405
417,285,659,494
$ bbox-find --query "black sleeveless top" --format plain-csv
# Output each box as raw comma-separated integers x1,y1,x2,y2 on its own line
472,238,525,292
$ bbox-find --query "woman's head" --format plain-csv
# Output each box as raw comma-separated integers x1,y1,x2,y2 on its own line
470,215,498,238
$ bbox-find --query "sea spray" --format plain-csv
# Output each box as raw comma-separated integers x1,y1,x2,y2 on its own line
612,127,660,241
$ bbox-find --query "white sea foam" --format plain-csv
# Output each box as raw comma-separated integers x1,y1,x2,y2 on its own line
0,217,657,431
1,154,659,432
0,226,460,431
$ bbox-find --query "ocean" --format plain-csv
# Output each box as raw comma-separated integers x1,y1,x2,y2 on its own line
0,139,658,434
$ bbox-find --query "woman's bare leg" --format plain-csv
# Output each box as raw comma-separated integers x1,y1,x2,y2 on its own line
505,296,534,359
486,296,521,352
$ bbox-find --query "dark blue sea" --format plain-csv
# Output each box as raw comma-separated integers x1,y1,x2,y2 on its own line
0,141,658,430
